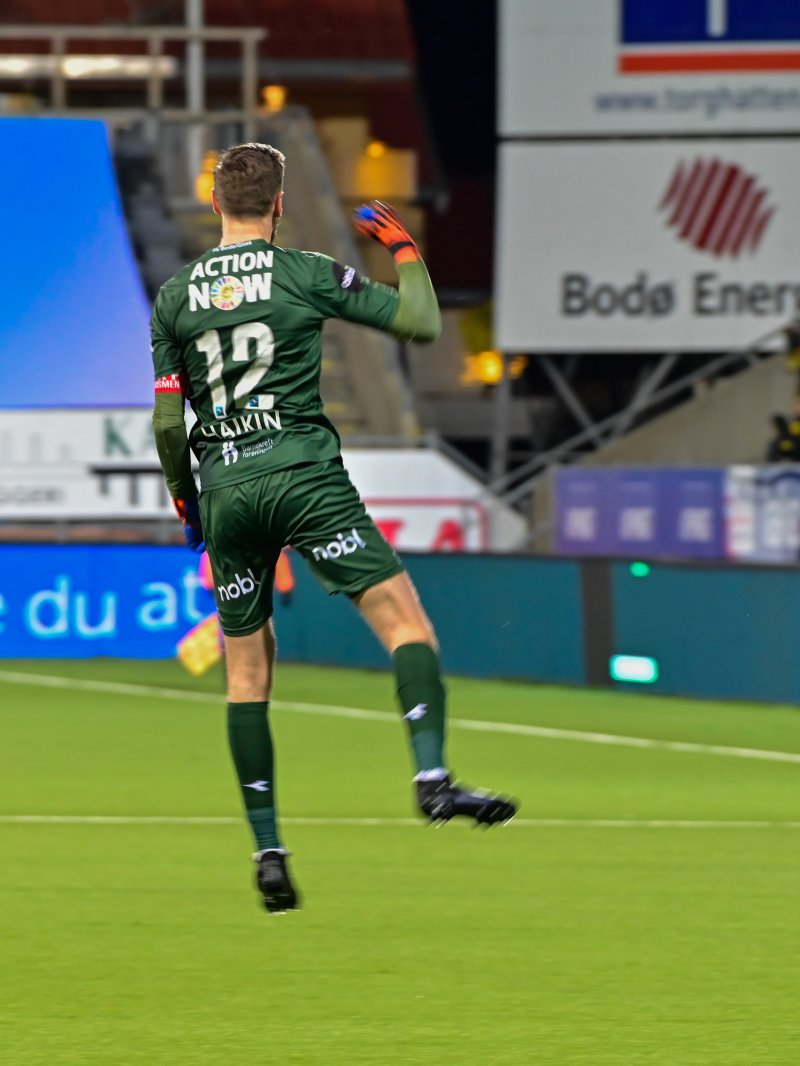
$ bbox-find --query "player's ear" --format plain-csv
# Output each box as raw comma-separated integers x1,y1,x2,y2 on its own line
211,188,222,216
274,190,284,219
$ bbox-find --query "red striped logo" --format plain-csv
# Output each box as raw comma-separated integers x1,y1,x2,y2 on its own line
659,158,774,258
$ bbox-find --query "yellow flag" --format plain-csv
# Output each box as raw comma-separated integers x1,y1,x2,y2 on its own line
177,614,222,677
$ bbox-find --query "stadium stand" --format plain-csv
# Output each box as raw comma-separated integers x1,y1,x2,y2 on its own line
0,7,422,440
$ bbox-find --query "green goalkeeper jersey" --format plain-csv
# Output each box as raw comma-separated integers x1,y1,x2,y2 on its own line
150,239,399,490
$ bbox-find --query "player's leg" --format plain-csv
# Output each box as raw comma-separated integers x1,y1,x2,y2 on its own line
282,460,517,826
201,481,299,912
223,622,280,852
350,573,446,775
224,622,297,912
353,573,517,826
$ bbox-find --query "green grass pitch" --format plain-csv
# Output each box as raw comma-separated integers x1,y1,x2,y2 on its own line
3,658,800,1065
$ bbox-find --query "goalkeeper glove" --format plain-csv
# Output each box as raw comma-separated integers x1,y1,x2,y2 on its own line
352,200,421,264
173,496,205,552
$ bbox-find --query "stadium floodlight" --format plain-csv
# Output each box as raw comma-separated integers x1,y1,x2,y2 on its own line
0,55,177,79
261,84,287,112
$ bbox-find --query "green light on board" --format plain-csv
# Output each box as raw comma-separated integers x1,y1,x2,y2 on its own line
610,655,659,684
629,561,651,578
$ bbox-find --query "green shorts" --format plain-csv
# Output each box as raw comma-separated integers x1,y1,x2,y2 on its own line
199,458,404,636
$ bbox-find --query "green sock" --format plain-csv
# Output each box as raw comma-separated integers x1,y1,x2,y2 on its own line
227,701,282,851
393,642,447,773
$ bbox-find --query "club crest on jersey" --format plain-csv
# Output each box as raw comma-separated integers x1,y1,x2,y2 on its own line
210,275,245,310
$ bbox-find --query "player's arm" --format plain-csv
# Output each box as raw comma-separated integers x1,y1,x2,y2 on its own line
308,203,441,343
352,201,441,344
150,293,204,552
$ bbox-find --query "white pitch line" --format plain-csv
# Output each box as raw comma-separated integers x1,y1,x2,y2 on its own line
1,814,800,830
2,668,800,767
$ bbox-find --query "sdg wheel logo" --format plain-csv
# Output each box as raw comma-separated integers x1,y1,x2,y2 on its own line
210,275,245,310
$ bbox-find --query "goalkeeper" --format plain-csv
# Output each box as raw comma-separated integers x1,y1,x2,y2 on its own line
151,142,517,914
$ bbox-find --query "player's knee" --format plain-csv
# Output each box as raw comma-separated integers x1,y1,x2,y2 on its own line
387,621,438,655
224,636,271,700
227,664,269,702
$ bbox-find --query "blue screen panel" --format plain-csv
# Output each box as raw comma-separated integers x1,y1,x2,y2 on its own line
623,0,800,44
0,546,215,658
0,118,152,407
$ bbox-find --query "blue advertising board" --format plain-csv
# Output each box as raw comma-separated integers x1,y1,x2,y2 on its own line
555,468,615,556
556,468,725,559
614,470,662,555
661,469,726,558
0,546,215,658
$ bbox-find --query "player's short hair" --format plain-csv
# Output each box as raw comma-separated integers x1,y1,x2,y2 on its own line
213,142,285,219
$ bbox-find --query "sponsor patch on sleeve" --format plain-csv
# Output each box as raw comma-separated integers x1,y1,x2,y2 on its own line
154,373,184,394
331,260,364,293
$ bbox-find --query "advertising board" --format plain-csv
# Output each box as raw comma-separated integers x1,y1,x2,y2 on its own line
556,467,726,558
0,546,214,658
495,139,800,352
500,0,800,137
0,411,526,551
724,464,800,563
556,464,800,564
0,546,586,684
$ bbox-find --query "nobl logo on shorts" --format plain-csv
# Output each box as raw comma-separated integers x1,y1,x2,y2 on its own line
311,528,367,562
217,568,260,601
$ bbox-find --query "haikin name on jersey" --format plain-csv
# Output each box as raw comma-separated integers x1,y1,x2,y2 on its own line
188,249,273,312
200,410,282,440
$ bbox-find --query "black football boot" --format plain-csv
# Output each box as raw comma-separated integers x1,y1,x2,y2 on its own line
416,775,518,826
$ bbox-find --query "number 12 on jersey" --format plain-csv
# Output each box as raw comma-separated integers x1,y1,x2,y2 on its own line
196,323,275,419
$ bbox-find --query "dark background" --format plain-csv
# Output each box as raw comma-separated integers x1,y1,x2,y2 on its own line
406,0,497,295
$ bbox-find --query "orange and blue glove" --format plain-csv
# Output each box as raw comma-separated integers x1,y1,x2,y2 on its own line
173,496,205,552
352,200,421,264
